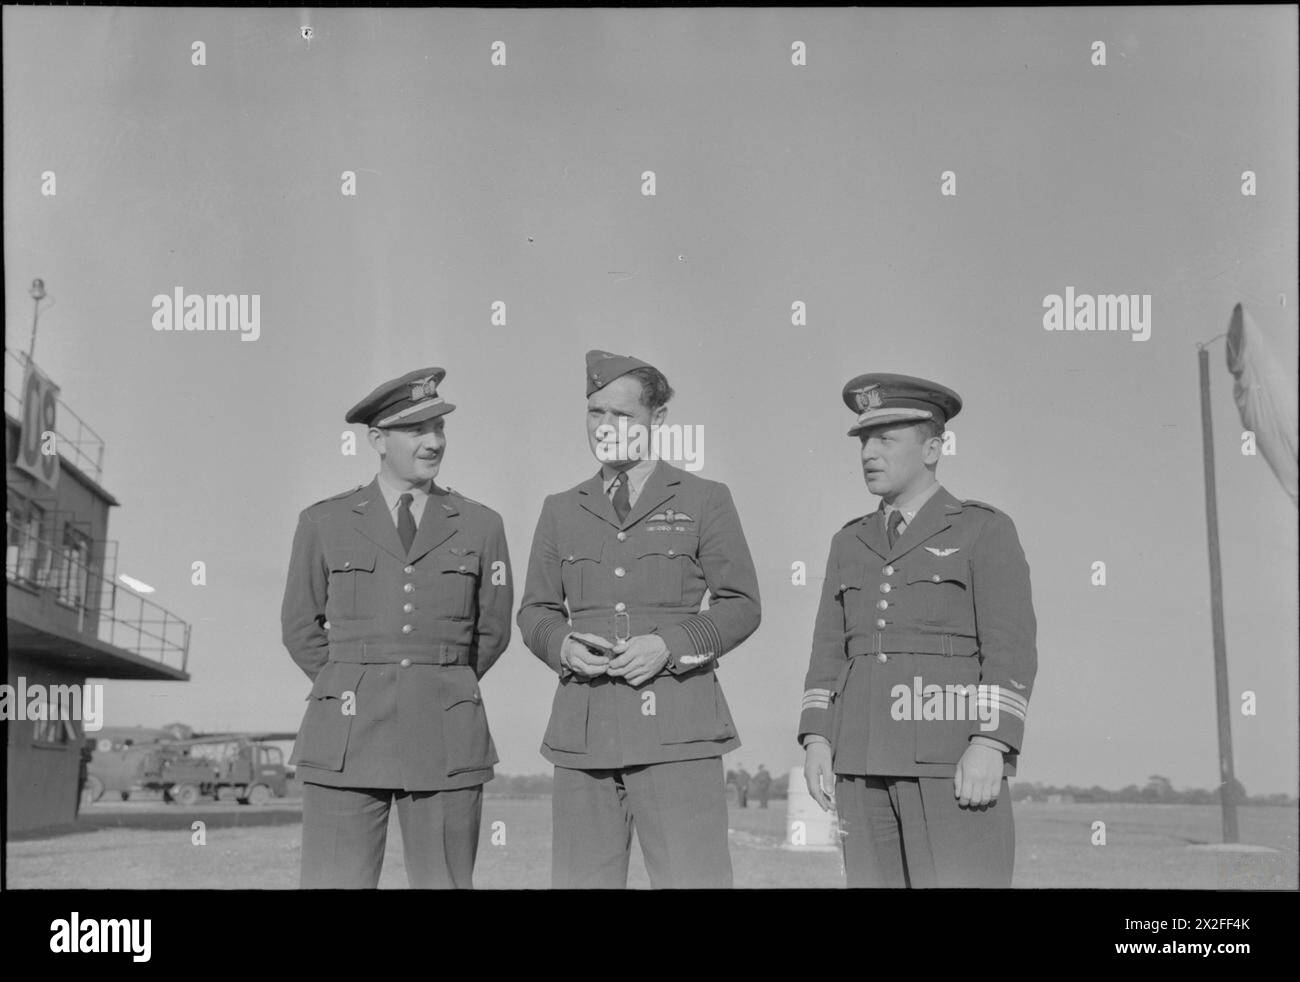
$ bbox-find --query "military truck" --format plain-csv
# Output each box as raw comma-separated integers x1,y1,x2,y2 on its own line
140,737,291,805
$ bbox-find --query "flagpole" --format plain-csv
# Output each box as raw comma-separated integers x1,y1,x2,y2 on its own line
1196,339,1239,843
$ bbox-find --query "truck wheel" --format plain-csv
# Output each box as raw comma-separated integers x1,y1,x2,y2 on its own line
81,776,104,805
172,784,200,806
120,791,131,801
247,784,273,805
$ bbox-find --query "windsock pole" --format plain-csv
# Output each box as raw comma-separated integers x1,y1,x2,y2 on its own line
1197,341,1239,843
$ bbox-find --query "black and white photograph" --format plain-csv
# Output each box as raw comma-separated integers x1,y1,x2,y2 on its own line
2,2,1296,954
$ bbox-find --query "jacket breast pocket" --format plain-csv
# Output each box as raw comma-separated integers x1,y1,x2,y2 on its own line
905,560,971,627
440,670,497,776
291,662,366,771
560,540,604,610
434,553,480,620
635,533,700,606
835,563,867,631
326,548,378,620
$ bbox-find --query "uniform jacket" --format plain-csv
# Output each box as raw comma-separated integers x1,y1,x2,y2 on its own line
798,486,1036,778
518,461,761,769
281,478,513,791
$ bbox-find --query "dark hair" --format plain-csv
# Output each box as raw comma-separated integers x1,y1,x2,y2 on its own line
625,366,674,411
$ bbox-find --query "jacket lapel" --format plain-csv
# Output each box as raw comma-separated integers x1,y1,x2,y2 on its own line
855,505,891,560
351,478,406,561
577,470,619,528
407,486,459,564
887,486,959,561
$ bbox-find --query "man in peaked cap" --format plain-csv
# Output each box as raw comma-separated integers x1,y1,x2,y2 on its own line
281,367,513,888
798,373,1037,887
517,350,761,888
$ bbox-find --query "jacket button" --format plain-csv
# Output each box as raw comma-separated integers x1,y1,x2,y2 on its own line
876,599,888,610
932,574,941,582
875,618,886,629
399,658,412,668
402,624,414,634
614,567,626,577
404,583,415,593
404,565,414,574
459,565,467,572
667,549,675,556
403,603,414,613
879,583,891,593
877,653,888,664
343,561,352,568
567,554,575,561
617,532,627,541
882,565,894,576
615,602,626,612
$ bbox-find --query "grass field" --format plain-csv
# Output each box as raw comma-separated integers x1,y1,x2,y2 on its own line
6,798,1296,889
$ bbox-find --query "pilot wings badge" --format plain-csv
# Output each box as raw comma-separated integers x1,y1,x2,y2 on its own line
648,509,693,523
925,547,960,557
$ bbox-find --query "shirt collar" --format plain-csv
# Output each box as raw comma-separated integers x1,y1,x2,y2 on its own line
601,457,658,496
883,480,943,523
375,472,433,511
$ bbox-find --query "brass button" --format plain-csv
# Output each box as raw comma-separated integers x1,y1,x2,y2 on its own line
879,583,891,593
877,652,888,664
615,602,626,612
402,624,414,634
567,554,575,561
399,658,412,668
617,531,627,541
614,567,626,577
882,565,894,576
932,574,941,582
404,565,414,574
877,599,888,610
323,620,331,630
404,583,415,593
875,618,886,629
403,603,414,613
839,583,847,592
459,564,467,571
343,561,352,568
667,549,676,556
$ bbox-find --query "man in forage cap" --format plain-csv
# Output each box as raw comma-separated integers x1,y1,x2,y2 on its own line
517,350,761,888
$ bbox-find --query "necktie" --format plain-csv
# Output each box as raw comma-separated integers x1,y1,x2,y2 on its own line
886,509,905,548
397,492,417,554
611,471,631,523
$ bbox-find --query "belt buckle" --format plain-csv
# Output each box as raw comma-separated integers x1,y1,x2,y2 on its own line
614,609,631,644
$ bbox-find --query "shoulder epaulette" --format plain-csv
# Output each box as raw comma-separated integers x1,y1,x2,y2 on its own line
840,513,870,530
961,499,1000,513
446,485,486,508
311,484,363,507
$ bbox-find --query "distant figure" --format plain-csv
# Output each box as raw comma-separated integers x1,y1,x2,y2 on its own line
75,737,94,817
753,764,772,808
734,765,751,808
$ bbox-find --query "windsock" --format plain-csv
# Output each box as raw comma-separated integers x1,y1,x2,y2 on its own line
1225,304,1298,504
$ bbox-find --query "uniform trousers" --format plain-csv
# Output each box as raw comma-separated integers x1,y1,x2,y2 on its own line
835,774,1014,888
552,757,732,888
300,782,482,889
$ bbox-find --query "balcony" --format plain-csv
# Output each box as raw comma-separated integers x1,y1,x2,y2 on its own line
4,347,106,484
6,513,190,680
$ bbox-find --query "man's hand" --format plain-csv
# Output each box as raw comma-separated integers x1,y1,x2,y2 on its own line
953,743,1003,808
606,634,670,686
561,633,613,678
803,740,835,811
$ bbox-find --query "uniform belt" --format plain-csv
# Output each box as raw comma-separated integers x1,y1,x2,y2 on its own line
849,634,978,658
327,642,472,666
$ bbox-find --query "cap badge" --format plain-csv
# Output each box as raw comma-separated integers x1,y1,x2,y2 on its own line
409,375,439,401
853,385,883,412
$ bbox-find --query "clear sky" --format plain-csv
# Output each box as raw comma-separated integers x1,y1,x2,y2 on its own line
5,7,1297,794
